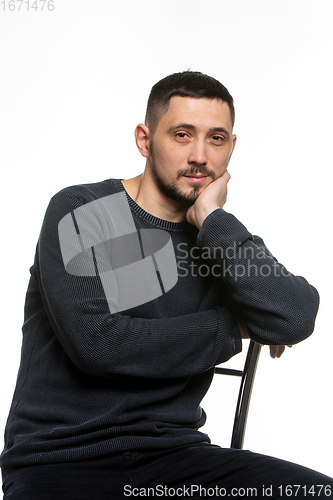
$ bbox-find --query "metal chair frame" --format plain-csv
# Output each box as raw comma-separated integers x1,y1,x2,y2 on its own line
215,341,262,449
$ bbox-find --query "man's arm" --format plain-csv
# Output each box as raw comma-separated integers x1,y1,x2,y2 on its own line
187,171,320,347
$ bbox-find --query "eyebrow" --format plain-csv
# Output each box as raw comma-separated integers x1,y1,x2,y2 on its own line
167,123,230,138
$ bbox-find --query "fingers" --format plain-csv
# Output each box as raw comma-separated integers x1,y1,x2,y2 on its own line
236,319,249,339
223,169,231,182
269,345,286,358
217,169,231,186
265,345,293,358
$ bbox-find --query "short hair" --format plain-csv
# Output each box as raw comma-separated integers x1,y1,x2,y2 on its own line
145,70,235,134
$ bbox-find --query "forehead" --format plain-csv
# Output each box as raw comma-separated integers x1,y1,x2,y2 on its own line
156,96,233,133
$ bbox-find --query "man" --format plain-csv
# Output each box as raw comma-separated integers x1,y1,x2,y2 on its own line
1,71,332,498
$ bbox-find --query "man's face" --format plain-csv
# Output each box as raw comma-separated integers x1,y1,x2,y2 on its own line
147,96,236,206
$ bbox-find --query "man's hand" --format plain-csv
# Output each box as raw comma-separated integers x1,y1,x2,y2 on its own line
237,320,292,358
269,345,285,358
236,319,250,339
269,345,292,358
186,170,231,229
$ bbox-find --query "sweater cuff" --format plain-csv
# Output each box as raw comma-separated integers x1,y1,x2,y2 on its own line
196,208,252,250
214,306,242,365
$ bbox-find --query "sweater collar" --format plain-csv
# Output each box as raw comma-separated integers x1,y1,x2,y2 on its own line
113,178,191,233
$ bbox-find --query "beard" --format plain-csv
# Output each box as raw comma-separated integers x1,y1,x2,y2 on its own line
149,142,217,207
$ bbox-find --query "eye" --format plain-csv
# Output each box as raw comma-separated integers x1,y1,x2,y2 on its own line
211,135,225,143
174,132,190,142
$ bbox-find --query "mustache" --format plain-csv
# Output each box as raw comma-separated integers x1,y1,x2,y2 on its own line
177,166,216,180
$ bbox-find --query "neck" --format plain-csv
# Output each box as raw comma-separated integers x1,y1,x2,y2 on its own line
121,172,188,223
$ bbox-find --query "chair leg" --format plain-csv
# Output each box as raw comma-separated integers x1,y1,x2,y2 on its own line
230,341,262,449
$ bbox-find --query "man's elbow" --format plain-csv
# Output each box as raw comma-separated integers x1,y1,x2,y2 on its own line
276,287,320,345
250,287,320,346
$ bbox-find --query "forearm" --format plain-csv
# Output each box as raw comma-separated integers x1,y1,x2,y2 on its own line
197,208,320,346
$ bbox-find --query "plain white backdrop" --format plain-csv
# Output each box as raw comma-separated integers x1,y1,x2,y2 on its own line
0,0,332,478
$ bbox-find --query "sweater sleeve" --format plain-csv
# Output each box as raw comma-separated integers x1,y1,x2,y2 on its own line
197,208,320,346
33,189,242,379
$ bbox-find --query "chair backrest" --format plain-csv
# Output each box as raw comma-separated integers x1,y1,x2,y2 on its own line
215,340,261,449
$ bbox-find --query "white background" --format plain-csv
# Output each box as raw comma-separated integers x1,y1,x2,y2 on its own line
0,0,332,478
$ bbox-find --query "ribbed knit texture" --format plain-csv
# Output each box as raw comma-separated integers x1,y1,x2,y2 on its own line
0,179,319,470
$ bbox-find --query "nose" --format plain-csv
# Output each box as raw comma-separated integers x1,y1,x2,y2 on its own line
187,140,207,166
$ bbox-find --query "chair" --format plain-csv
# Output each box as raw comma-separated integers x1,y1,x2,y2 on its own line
214,340,262,449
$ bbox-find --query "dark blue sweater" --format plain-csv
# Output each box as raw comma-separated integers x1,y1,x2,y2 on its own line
0,179,319,469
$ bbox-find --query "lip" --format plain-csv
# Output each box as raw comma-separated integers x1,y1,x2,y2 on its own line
183,175,208,184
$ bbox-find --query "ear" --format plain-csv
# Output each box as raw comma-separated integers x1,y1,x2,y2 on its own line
229,134,237,159
232,134,237,152
135,124,150,159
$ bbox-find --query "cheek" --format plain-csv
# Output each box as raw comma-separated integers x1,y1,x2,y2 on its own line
154,145,184,172
214,149,233,167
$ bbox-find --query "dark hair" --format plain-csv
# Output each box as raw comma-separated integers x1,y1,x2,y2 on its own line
145,70,235,133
